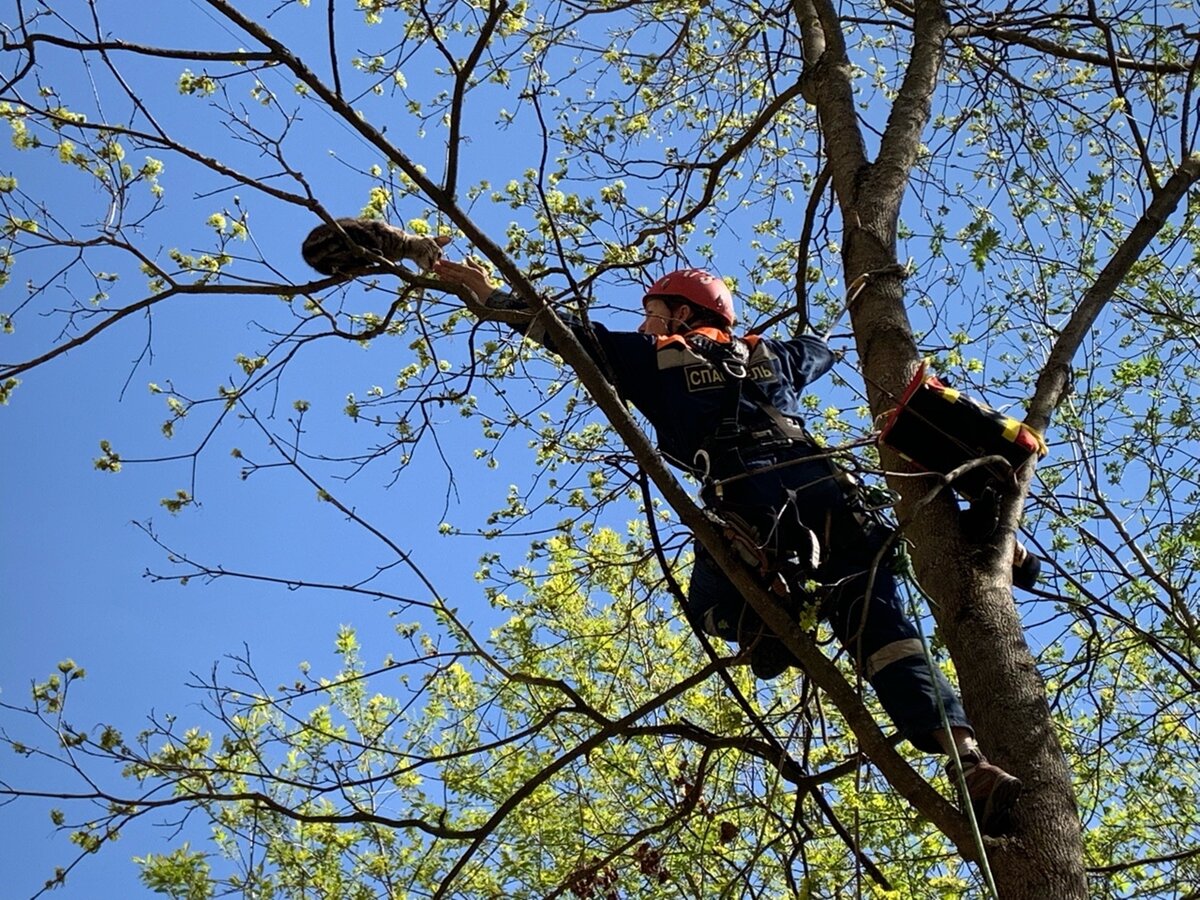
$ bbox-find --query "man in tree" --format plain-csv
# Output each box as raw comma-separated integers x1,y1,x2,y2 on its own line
433,255,1023,836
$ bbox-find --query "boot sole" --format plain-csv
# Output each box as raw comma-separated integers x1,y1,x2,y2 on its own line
977,776,1023,836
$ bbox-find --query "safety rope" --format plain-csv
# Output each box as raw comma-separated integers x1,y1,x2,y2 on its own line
643,267,1019,891
627,306,1014,891
633,468,897,891
731,259,1036,500
899,577,1000,898
836,264,1039,480
701,435,878,493
821,264,909,342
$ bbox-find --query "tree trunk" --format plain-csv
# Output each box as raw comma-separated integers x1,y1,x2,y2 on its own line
798,0,1089,895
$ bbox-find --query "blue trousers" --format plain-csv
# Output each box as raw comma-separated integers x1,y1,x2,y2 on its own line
689,447,970,753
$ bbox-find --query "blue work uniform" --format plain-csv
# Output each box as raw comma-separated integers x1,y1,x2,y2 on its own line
493,293,969,752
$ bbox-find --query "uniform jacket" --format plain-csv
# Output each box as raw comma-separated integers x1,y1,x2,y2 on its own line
491,290,835,470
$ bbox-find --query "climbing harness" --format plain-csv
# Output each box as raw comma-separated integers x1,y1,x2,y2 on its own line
684,332,889,609
687,333,822,488
702,506,803,598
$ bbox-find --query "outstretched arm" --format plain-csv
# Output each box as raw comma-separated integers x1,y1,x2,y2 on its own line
433,256,501,303
434,255,664,412
434,255,558,345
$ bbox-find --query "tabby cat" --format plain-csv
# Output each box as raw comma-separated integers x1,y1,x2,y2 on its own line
301,218,442,275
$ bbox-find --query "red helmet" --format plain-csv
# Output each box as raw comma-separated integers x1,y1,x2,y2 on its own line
643,268,736,327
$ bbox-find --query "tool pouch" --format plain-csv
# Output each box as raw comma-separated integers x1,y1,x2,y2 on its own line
877,360,1048,501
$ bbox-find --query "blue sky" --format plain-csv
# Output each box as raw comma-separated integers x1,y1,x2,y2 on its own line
0,3,540,894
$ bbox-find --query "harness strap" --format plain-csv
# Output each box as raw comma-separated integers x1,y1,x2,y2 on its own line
686,333,812,458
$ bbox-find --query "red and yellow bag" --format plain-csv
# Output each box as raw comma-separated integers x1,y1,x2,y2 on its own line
877,361,1047,500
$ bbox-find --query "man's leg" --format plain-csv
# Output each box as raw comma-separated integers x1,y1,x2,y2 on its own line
687,543,798,679
823,567,970,749
822,566,1022,835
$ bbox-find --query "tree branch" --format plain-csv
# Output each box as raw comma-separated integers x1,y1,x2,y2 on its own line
1027,153,1200,433
948,20,1194,76
444,0,507,200
794,0,869,209
0,32,276,62
434,661,728,897
631,76,809,246
872,0,950,210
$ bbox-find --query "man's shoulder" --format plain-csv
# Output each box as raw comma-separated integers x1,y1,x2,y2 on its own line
652,334,714,371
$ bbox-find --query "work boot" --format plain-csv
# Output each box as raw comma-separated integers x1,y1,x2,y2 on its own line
748,633,800,680
946,750,1023,837
960,486,1000,543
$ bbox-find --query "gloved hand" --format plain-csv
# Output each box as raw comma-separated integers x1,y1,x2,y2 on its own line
1012,541,1041,590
